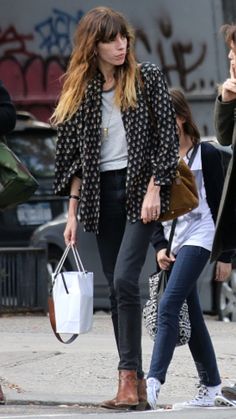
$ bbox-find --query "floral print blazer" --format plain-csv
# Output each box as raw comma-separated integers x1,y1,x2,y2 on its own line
54,62,179,233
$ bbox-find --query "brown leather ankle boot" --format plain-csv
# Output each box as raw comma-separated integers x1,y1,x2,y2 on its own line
101,396,117,409
101,376,145,410
137,378,147,410
115,370,138,407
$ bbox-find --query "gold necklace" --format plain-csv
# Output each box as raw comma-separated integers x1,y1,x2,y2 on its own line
102,103,114,140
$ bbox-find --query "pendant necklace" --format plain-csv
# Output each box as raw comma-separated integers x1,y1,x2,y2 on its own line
102,98,114,140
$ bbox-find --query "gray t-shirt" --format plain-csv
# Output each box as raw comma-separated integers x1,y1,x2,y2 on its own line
100,89,128,172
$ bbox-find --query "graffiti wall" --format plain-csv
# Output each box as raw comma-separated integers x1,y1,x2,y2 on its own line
0,0,229,134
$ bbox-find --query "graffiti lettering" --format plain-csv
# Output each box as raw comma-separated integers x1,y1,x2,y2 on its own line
35,8,84,55
0,25,35,57
156,17,207,91
0,9,211,132
135,28,152,53
0,56,66,122
158,41,207,91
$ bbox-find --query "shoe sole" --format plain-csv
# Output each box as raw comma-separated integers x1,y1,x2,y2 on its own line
215,396,236,408
173,402,215,409
130,401,149,411
101,399,146,410
115,402,139,408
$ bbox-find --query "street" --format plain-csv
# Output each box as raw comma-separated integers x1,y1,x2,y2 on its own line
0,312,235,418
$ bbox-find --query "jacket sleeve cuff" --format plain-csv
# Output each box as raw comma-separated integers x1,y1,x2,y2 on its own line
217,251,235,263
150,222,168,252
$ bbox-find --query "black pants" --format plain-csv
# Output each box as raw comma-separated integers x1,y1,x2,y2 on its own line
96,169,155,378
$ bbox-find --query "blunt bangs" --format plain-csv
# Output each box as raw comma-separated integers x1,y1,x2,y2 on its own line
96,14,129,43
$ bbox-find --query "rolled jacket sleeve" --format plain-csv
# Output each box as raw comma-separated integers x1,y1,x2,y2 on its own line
53,118,83,196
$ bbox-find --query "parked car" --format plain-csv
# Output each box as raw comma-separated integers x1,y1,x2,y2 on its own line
0,112,67,246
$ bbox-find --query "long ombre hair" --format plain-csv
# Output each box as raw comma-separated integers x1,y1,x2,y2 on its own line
169,88,200,146
51,7,137,124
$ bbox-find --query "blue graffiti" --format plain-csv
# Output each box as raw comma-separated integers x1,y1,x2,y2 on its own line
35,8,84,55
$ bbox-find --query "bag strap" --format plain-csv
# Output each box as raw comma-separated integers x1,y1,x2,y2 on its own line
166,144,199,256
53,244,85,277
48,244,85,344
48,296,78,344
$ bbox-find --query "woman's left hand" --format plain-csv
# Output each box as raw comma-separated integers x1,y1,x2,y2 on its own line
214,261,232,282
141,177,161,223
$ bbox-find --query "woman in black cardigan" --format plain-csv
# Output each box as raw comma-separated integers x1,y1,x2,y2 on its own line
147,88,233,410
52,7,178,409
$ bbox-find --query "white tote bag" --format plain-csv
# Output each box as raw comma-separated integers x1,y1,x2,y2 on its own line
51,244,93,336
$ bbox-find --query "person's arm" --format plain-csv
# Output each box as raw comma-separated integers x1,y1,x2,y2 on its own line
149,65,179,187
53,114,84,246
140,64,179,223
150,222,168,253
150,222,175,270
214,97,236,146
64,175,82,246
54,117,83,197
0,81,16,135
214,61,236,146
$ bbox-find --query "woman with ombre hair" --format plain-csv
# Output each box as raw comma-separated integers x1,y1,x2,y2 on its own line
52,6,179,409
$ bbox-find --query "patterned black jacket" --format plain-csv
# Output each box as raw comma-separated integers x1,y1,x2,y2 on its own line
54,62,179,233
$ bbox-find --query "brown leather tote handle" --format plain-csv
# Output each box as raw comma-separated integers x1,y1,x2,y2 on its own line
48,296,78,344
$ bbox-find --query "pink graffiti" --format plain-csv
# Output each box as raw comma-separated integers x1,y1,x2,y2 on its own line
0,56,66,122
0,25,35,57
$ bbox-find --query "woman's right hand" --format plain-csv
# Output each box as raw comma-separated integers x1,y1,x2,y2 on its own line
157,248,175,270
222,61,236,102
64,215,78,246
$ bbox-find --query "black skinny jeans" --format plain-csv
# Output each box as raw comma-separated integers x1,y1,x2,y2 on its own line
96,169,155,378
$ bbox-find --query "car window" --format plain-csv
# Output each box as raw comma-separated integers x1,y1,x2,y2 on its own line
7,129,56,178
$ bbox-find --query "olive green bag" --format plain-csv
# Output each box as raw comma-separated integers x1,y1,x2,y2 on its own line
0,140,38,210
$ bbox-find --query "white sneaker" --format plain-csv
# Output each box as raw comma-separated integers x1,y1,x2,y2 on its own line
215,395,236,408
173,384,221,408
146,377,161,410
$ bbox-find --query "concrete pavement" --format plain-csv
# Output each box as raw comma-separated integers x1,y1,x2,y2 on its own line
0,312,236,407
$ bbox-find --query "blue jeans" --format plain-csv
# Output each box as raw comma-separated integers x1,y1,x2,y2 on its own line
96,169,155,378
148,245,221,387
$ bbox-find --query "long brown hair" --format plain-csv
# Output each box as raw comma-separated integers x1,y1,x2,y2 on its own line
169,88,200,146
51,7,137,124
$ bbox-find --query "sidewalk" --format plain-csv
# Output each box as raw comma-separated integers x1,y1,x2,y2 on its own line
0,312,236,405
